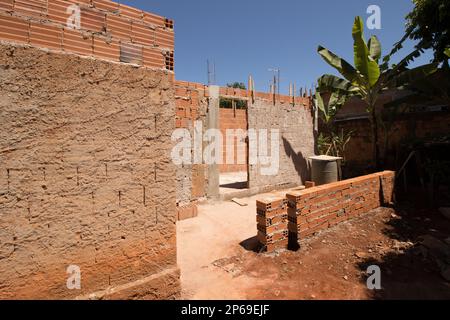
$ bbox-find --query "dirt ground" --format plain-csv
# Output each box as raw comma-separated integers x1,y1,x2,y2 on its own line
177,190,450,300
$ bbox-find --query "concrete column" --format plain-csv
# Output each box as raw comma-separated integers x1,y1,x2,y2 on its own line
206,85,220,199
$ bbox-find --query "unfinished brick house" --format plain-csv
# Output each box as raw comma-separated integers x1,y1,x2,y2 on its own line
0,0,319,299
174,81,316,220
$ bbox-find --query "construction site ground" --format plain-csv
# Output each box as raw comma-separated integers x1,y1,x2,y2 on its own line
177,190,450,300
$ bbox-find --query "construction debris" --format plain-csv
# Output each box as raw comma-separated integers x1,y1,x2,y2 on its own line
231,198,248,207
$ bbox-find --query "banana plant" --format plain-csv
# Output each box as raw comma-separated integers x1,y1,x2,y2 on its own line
386,48,450,110
315,16,437,168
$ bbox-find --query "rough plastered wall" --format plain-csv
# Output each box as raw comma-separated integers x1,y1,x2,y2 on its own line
0,44,179,299
248,96,315,193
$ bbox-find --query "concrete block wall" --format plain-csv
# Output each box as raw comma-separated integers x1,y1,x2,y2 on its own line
248,95,315,193
256,171,395,252
0,0,174,70
0,43,179,299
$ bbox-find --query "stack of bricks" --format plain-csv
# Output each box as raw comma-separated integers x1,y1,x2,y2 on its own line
256,171,396,252
0,0,174,71
256,196,289,252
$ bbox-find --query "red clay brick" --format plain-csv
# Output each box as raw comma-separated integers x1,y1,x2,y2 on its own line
63,28,93,56
154,27,174,50
143,11,165,28
29,23,63,50
118,3,142,21
106,13,131,40
165,18,174,30
257,206,287,219
92,0,119,12
257,220,288,234
48,0,74,25
0,14,29,44
177,203,198,221
14,0,46,17
70,0,91,5
305,181,315,188
265,239,288,252
0,0,14,11
131,21,154,46
81,7,106,32
93,35,119,61
256,197,286,211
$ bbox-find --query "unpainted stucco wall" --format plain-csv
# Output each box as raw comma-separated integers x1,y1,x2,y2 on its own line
0,44,179,299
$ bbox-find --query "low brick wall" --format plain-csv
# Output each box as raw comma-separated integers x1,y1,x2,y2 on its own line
256,171,395,252
177,201,198,221
256,196,289,252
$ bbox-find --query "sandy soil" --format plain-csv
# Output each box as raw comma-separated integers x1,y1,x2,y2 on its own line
177,191,450,300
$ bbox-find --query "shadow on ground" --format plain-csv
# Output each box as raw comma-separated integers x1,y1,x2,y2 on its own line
356,188,450,299
240,236,260,253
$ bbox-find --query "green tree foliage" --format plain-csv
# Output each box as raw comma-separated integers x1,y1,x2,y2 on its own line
389,0,450,65
226,82,247,90
315,17,436,168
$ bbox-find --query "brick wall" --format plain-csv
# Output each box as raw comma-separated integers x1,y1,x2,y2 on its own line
333,111,450,177
256,196,289,252
219,108,248,173
173,81,316,217
0,0,174,70
174,82,207,129
174,81,209,220
256,171,395,252
0,43,179,299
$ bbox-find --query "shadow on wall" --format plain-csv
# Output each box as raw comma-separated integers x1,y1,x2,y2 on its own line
282,136,311,184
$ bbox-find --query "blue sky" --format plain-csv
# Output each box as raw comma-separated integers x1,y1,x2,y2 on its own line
121,0,432,94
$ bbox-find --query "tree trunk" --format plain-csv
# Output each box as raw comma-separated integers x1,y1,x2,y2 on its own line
370,107,380,170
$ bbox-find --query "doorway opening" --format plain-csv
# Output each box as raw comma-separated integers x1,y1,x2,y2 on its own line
218,97,249,196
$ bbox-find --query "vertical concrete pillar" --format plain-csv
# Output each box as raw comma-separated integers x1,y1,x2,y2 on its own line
206,85,220,199
313,101,319,156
